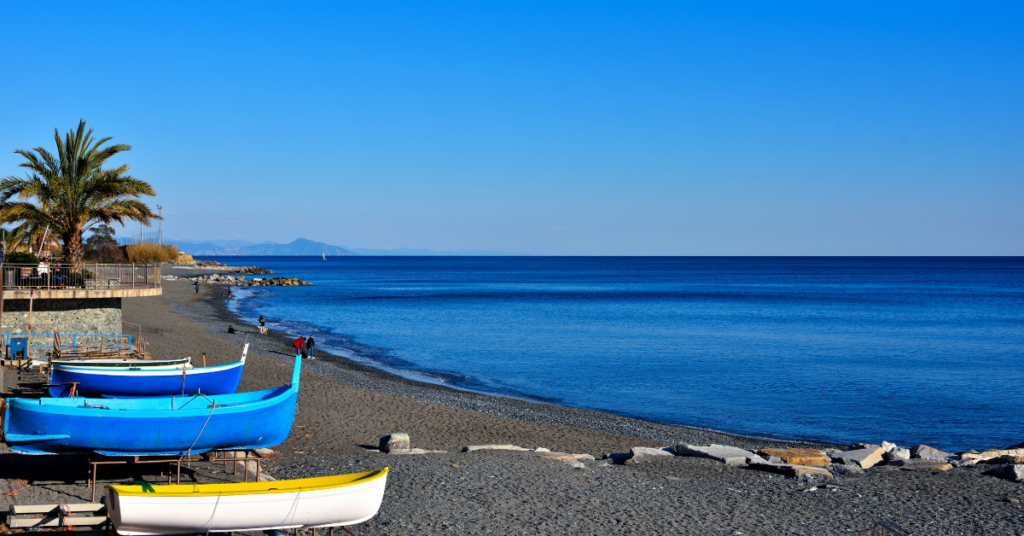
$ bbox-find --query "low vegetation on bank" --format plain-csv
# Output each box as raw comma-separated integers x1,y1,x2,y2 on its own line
125,243,180,263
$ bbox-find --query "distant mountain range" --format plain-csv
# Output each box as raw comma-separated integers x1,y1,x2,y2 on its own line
170,238,357,256
350,247,523,256
169,238,524,256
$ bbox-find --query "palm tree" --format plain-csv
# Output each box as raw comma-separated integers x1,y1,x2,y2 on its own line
1,222,36,253
0,120,157,264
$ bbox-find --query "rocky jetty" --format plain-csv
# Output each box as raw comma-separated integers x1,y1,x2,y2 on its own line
166,273,312,287
234,266,276,274
162,260,273,273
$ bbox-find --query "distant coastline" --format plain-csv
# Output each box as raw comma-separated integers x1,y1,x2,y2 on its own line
171,237,524,256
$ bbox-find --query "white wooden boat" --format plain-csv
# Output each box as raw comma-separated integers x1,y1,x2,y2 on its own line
105,469,388,535
52,357,192,370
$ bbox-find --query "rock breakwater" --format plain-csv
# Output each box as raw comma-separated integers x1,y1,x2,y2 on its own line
165,274,312,287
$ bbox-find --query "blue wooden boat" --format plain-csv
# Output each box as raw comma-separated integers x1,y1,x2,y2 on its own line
3,356,302,456
48,345,247,398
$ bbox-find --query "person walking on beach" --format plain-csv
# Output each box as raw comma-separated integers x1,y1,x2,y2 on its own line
193,280,200,294
305,336,315,359
258,315,266,335
293,336,306,358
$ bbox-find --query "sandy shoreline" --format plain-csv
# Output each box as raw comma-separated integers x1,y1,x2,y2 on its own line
2,275,1022,535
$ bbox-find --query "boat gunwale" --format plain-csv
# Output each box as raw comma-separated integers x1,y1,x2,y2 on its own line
107,468,388,497
7,384,293,414
52,359,243,376
51,358,191,368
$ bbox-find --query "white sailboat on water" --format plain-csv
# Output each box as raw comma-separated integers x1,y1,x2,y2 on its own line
323,252,326,260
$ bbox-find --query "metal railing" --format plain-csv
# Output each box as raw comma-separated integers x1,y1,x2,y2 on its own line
118,230,163,246
2,333,132,352
0,263,161,291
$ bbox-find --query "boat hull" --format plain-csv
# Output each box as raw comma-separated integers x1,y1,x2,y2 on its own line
4,356,300,456
106,470,388,535
48,347,246,398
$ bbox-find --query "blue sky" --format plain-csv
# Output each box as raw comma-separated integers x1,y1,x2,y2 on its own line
1,2,1021,255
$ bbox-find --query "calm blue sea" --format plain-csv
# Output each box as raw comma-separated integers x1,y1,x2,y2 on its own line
205,256,1024,452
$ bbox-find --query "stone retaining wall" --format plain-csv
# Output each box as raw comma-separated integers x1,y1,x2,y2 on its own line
1,298,122,358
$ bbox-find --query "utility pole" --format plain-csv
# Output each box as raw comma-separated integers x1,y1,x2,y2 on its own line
157,205,163,245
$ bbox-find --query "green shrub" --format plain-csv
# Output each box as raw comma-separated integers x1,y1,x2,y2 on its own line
5,251,40,264
65,269,95,288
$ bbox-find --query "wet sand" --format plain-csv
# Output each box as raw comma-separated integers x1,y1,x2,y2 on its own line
2,278,1022,535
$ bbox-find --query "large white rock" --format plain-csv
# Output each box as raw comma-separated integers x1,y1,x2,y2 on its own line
911,445,953,460
884,448,911,461
629,446,675,461
535,452,595,462
675,444,767,466
983,464,1024,482
461,444,527,453
380,433,411,453
830,447,885,469
962,448,1024,462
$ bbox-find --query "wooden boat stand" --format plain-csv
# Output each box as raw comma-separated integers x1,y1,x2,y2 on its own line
87,453,201,502
87,449,265,502
8,502,109,532
305,527,361,536
43,380,79,397
205,448,265,482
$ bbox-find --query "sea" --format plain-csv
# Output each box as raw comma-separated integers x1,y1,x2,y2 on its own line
205,256,1024,452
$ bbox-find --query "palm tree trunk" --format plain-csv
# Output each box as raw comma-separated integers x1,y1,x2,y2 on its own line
62,232,83,265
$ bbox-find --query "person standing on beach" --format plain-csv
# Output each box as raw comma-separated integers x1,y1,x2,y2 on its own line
305,336,315,359
258,315,266,335
193,280,200,294
293,336,306,358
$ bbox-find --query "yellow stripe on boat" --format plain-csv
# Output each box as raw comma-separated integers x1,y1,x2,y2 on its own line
106,468,388,497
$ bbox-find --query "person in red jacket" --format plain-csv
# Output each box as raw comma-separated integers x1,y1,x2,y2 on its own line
293,336,306,358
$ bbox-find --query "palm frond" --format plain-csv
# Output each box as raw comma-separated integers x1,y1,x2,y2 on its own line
3,120,156,262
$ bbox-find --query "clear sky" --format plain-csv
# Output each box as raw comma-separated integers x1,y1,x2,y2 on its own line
1,2,1021,255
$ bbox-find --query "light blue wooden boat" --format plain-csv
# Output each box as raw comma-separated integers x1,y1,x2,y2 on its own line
3,356,301,456
48,345,247,398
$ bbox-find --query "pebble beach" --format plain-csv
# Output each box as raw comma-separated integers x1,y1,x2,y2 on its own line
2,272,1022,535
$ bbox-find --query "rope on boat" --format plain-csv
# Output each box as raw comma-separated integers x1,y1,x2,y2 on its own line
203,493,222,535
180,395,217,466
282,488,303,528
